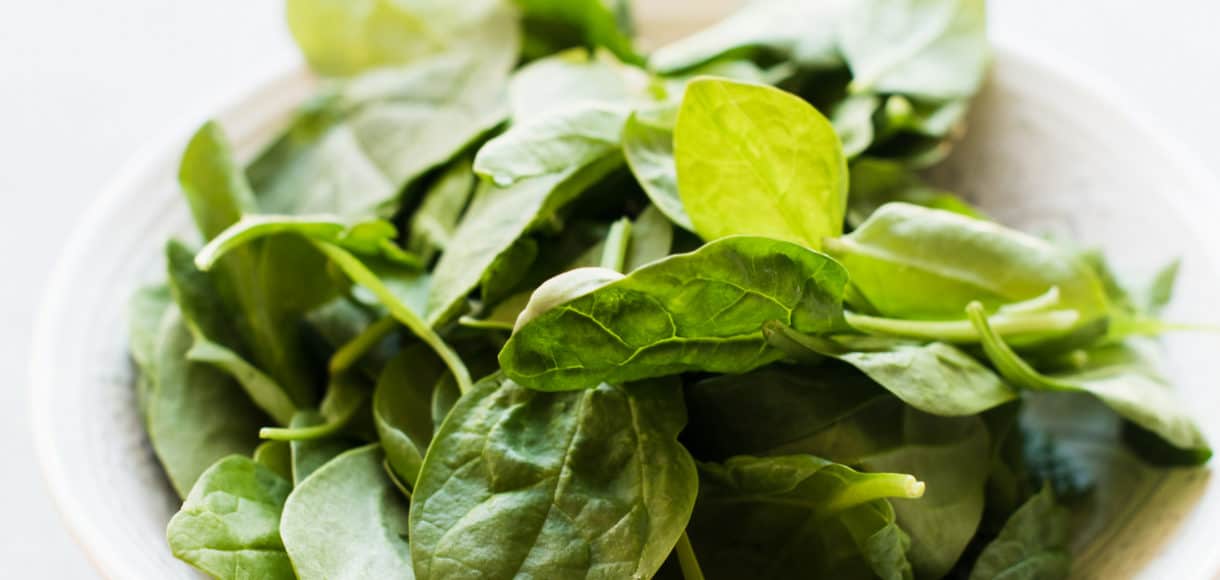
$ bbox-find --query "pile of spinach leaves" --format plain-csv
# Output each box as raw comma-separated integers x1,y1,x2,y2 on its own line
130,1,1210,578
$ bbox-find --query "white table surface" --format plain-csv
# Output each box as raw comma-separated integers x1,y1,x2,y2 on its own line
2,1,1218,577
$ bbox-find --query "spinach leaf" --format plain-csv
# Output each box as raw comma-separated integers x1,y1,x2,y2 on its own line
475,104,629,187
405,157,478,263
514,0,641,65
409,375,697,580
832,93,883,158
147,308,268,498
624,204,675,271
374,344,447,489
129,284,172,422
508,48,648,121
261,372,372,442
838,0,989,100
621,108,694,231
288,411,362,486
827,203,1109,342
846,158,982,228
167,456,294,580
968,486,1070,580
249,44,517,218
167,241,298,426
764,323,1017,416
180,123,335,407
254,441,293,481
688,454,922,580
675,78,848,251
649,0,844,74
967,302,1212,465
197,218,473,394
286,0,517,76
281,445,413,579
501,236,849,391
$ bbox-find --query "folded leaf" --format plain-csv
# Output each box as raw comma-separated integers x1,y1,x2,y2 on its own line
501,236,849,391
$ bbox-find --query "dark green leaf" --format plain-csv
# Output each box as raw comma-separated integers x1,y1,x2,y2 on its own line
688,454,922,580
409,375,697,580
501,236,849,390
969,486,1070,580
514,0,641,65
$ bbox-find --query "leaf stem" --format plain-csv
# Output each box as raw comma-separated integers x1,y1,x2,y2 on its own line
600,218,633,273
845,309,1080,343
675,532,705,580
311,241,474,394
329,316,398,376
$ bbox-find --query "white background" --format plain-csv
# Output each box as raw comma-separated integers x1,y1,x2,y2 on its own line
2,1,1219,577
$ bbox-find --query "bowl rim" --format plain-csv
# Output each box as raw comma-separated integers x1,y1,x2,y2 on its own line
29,40,1220,579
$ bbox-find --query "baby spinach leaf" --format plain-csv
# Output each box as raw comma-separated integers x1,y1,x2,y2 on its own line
129,284,172,423
167,456,294,580
625,204,675,271
405,157,477,263
197,219,473,395
286,0,518,77
968,486,1070,580
514,0,641,65
838,0,989,100
166,240,298,426
675,78,848,251
688,454,923,580
622,107,695,231
249,45,516,218
261,373,371,442
967,303,1212,465
649,0,844,74
281,445,413,580
857,411,991,578
288,411,361,486
374,344,447,489
501,236,849,391
832,93,883,158
826,203,1109,335
764,323,1017,416
475,104,629,187
196,215,421,270
409,375,697,580
180,123,335,407
846,158,982,228
254,441,293,481
683,364,893,460
508,48,647,121
148,308,269,498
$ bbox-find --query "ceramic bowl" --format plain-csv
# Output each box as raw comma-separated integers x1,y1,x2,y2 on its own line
31,9,1220,580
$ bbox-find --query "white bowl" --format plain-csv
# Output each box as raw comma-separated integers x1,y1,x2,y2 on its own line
30,36,1220,580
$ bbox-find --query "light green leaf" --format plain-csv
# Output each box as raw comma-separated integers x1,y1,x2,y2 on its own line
967,303,1211,465
286,0,516,76
409,376,697,580
167,456,294,580
675,78,848,250
622,108,695,231
249,44,516,217
281,445,413,580
625,204,675,271
764,324,1016,416
475,104,629,187
148,308,268,498
826,203,1109,336
501,236,849,391
650,0,844,74
839,0,989,100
